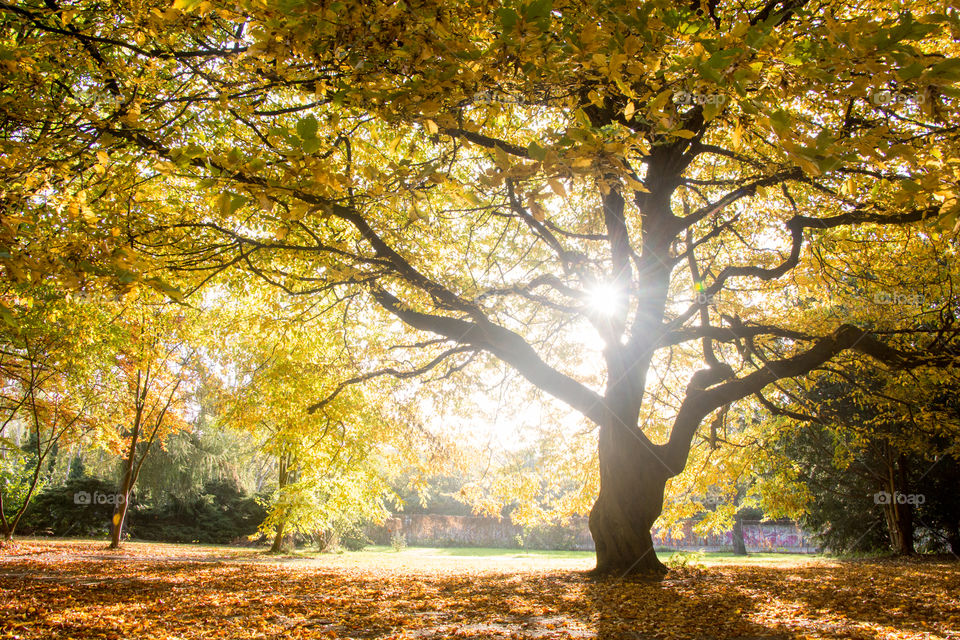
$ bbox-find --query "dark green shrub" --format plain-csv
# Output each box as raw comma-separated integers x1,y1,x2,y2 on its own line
130,480,267,544
21,477,122,537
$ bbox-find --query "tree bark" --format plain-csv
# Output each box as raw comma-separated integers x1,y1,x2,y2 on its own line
270,522,286,553
109,472,133,549
881,455,915,555
589,422,669,577
109,446,136,549
269,452,291,554
732,513,748,556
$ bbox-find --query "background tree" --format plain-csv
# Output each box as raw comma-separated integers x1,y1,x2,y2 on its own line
105,294,199,548
756,364,960,555
214,286,408,553
0,285,115,539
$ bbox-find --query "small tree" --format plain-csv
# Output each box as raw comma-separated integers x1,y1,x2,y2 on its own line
215,287,406,553
0,286,114,540
105,294,198,548
757,365,960,555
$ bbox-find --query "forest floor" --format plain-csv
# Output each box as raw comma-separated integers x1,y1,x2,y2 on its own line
1,539,958,640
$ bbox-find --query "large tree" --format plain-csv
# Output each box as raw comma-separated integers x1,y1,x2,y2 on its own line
3,0,959,574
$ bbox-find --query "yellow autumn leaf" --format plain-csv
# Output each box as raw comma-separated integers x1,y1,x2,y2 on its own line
548,178,567,198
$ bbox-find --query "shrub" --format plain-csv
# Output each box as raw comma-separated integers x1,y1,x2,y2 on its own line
390,529,407,552
20,477,120,538
130,480,267,544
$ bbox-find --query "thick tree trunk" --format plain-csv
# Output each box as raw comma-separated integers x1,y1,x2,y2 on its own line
589,423,668,578
732,513,748,556
882,501,914,555
946,527,960,556
881,455,914,555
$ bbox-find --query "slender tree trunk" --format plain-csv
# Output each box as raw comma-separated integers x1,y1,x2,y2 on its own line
110,451,136,549
896,455,914,555
731,513,748,555
589,421,669,577
882,502,914,555
270,522,286,554
1,492,10,541
3,444,45,542
0,380,52,543
269,452,290,554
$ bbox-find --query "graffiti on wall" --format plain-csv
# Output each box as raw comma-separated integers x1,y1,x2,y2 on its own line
652,521,818,552
370,515,819,552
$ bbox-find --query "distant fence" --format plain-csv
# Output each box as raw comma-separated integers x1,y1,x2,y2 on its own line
369,514,819,552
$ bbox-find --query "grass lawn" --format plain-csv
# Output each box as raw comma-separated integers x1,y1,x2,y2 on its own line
1,538,958,639
291,545,821,568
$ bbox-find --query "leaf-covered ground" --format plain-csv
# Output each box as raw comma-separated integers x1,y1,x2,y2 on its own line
1,540,958,639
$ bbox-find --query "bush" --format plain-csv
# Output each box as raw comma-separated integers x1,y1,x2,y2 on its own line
20,477,120,537
339,523,373,551
130,480,267,544
313,521,372,552
518,522,582,551
390,529,407,552
22,477,267,544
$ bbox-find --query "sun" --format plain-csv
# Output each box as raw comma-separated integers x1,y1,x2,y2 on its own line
585,282,624,317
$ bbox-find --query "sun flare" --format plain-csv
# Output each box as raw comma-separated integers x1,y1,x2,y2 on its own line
585,282,624,317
